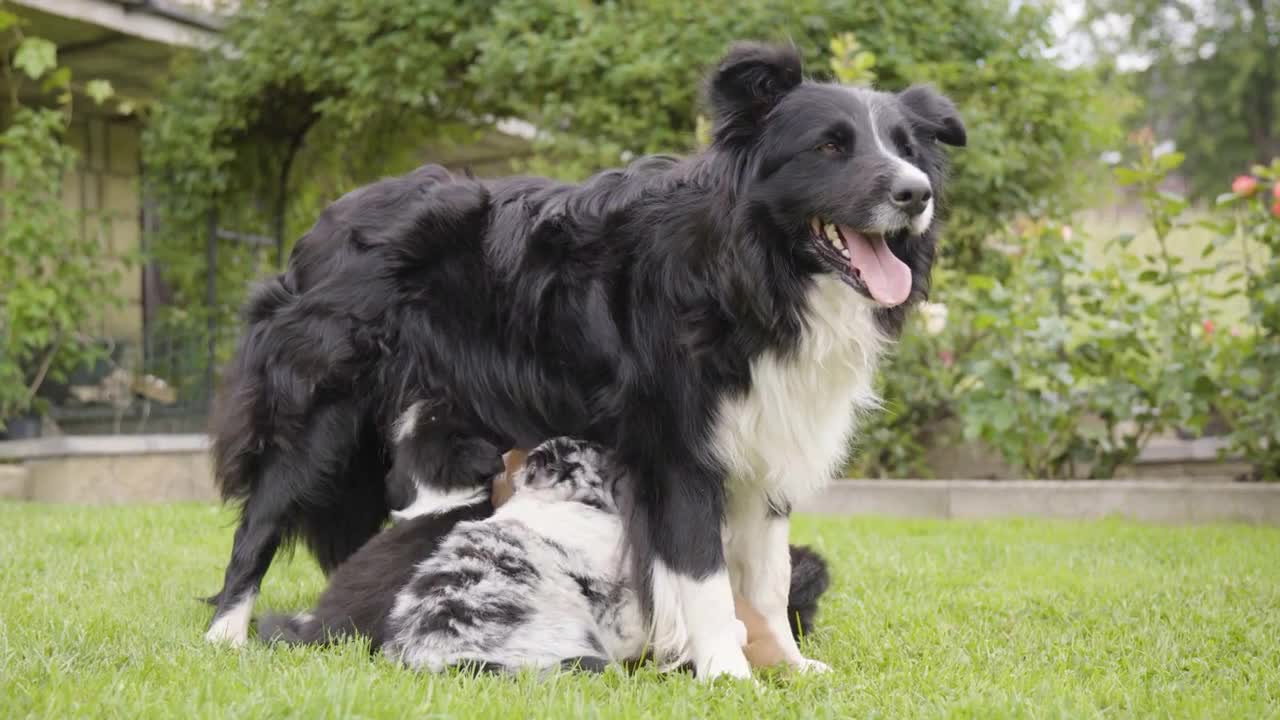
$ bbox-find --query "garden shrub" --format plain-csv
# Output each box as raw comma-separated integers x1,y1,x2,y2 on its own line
142,0,1123,337
0,8,125,430
854,139,1280,480
1212,161,1280,479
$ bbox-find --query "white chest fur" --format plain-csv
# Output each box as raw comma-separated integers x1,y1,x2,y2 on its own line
711,276,887,508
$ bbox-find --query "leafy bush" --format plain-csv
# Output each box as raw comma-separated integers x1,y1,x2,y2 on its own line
143,0,1124,338
0,9,124,429
1211,162,1280,479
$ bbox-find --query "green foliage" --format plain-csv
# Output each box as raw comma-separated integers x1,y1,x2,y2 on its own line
84,79,114,106
857,135,1280,480
0,8,124,428
12,36,55,79
827,33,876,86
144,0,1125,339
1082,0,1280,197
1208,160,1280,479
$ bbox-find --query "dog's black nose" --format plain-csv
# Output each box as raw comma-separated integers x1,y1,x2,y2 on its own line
890,177,932,217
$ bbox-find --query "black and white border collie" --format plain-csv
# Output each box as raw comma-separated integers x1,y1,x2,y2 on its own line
204,42,965,680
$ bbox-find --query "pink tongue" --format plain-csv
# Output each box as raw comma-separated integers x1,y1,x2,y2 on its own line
840,226,913,307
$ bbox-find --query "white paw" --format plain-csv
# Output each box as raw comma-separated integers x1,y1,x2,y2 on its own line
793,657,831,674
204,592,256,647
696,648,753,681
204,622,248,647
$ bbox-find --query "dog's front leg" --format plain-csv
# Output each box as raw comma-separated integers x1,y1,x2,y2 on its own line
727,497,829,673
637,459,751,681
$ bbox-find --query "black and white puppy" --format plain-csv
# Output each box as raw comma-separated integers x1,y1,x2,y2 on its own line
206,42,964,680
266,438,643,673
258,439,830,668
381,438,644,674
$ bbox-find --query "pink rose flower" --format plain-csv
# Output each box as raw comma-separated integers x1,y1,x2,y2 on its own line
1232,176,1258,196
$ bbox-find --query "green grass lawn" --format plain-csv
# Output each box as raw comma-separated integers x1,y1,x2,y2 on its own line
2,503,1277,719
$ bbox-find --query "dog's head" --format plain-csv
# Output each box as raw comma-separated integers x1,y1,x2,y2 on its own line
707,42,965,315
514,437,619,513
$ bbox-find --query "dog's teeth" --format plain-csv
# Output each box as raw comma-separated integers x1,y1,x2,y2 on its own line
824,225,845,250
840,248,850,258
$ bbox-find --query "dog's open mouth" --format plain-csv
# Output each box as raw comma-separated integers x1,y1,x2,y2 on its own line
809,219,913,307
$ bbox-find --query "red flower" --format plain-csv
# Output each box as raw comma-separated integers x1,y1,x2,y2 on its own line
1274,182,1280,199
1232,175,1259,196
1203,319,1215,335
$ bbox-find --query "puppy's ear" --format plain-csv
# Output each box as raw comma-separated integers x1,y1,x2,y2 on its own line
707,42,803,144
898,84,967,147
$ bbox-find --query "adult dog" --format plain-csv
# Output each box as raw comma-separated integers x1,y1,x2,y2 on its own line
205,42,965,679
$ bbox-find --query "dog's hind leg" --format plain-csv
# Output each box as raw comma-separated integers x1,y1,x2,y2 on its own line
206,402,365,646
296,424,391,575
205,486,286,646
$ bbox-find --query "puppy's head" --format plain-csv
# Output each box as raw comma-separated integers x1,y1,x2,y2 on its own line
513,437,619,513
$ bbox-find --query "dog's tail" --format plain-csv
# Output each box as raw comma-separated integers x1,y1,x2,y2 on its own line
256,611,341,646
207,274,298,503
786,544,831,640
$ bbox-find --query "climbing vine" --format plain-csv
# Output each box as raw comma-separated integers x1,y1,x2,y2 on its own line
0,5,126,430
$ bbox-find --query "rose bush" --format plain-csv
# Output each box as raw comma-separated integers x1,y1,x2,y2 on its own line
853,142,1280,480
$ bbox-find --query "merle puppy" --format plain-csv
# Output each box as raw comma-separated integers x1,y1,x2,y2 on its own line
258,442,829,660
206,41,964,679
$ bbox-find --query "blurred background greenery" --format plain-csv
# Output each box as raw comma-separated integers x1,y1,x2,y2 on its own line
2,0,1277,480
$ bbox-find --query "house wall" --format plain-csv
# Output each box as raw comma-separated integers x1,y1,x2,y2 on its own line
61,114,144,356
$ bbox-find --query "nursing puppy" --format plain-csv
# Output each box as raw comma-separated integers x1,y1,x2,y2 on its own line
208,41,964,679
259,444,830,672
382,438,641,674
268,438,642,673
496,449,830,664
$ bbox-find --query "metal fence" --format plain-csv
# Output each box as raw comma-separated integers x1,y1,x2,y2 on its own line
42,209,274,437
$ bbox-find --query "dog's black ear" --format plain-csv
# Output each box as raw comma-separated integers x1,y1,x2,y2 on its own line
898,84,967,147
706,42,803,144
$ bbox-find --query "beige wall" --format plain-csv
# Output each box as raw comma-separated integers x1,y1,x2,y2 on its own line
61,115,144,352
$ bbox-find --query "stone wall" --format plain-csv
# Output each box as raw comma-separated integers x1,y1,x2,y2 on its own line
63,114,144,349
0,436,214,504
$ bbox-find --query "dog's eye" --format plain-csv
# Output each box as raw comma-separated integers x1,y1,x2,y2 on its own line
891,127,914,158
816,142,844,156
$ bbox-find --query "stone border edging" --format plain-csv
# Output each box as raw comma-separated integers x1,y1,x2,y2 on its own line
796,479,1280,525
2,435,1274,525
0,434,210,460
